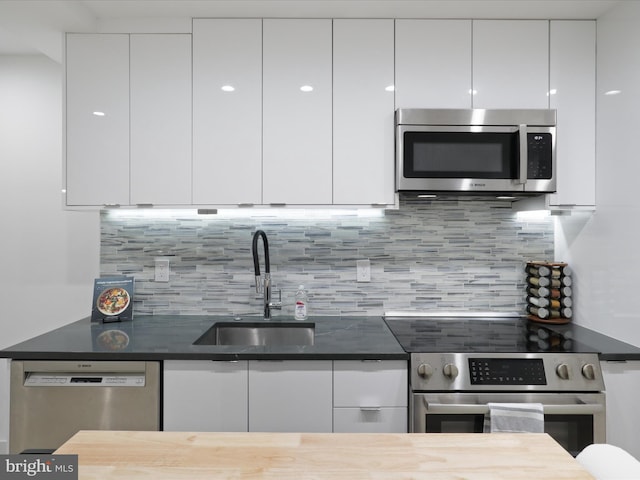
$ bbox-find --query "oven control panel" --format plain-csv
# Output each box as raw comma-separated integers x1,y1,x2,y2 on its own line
411,352,604,392
469,358,546,385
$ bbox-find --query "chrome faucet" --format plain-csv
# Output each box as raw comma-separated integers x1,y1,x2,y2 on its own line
252,230,282,319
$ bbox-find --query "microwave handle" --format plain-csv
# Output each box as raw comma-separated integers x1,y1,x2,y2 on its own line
518,124,528,184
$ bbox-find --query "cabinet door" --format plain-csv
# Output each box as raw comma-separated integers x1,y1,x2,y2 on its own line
130,34,192,205
192,19,262,205
163,360,248,432
473,20,549,109
333,407,407,433
548,21,596,207
601,361,640,460
333,360,408,433
333,19,395,205
65,34,129,206
263,19,332,205
395,20,472,109
333,360,408,408
248,360,332,432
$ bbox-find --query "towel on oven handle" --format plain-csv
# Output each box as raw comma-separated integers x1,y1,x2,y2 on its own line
483,403,544,433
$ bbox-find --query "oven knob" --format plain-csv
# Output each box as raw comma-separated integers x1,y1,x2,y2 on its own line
443,363,459,380
582,363,596,380
556,363,570,380
417,363,434,378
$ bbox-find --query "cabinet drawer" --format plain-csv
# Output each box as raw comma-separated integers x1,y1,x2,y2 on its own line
333,407,407,433
333,360,408,407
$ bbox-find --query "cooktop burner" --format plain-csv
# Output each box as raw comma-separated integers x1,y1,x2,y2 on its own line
383,313,599,354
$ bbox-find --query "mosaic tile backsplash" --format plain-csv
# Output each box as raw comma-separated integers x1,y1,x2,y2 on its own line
100,197,554,317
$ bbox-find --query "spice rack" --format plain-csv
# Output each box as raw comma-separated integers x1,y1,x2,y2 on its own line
525,261,573,324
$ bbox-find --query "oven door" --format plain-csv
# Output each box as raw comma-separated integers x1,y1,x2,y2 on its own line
412,392,605,457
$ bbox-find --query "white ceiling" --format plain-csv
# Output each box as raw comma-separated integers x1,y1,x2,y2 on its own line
0,0,624,62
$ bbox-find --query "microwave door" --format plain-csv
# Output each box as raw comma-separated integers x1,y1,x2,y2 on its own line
397,125,525,193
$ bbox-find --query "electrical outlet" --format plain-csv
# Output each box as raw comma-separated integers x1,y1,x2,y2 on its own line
155,258,170,282
356,259,371,282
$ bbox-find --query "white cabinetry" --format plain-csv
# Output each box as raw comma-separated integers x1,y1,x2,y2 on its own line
65,34,129,206
548,21,596,208
333,19,395,206
472,20,549,109
130,34,192,205
163,359,407,434
192,19,262,205
66,33,192,207
262,19,333,205
395,20,472,109
248,360,333,432
163,360,248,432
333,360,407,433
601,361,640,460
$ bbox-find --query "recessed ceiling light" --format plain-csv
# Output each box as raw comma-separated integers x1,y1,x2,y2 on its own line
92,111,105,116
221,85,235,92
604,90,621,96
385,85,395,92
300,85,314,92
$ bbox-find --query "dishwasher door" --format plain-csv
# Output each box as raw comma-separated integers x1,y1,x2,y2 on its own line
10,360,160,453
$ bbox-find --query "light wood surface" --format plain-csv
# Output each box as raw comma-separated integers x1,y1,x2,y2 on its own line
55,431,595,479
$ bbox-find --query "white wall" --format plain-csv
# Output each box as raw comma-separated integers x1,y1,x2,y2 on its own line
556,1,640,348
554,1,640,460
0,55,100,453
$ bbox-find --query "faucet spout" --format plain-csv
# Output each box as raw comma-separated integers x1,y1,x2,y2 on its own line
251,230,281,319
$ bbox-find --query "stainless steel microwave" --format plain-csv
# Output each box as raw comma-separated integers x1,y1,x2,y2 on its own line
395,108,556,195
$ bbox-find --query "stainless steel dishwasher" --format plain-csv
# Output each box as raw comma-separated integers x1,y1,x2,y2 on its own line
10,360,160,453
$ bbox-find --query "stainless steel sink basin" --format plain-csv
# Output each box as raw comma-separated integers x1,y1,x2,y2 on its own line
193,322,315,346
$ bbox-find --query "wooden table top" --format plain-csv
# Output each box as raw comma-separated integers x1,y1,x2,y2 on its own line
55,431,595,479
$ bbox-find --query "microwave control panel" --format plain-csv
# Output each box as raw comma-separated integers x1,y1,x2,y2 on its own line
527,133,553,179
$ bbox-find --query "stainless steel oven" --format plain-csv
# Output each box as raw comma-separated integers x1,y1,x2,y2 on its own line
415,392,604,452
384,313,606,457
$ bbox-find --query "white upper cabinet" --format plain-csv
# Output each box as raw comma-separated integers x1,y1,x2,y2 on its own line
130,34,192,205
192,19,262,205
395,20,472,109
472,20,549,109
548,21,596,207
263,19,333,205
333,19,395,205
65,34,130,206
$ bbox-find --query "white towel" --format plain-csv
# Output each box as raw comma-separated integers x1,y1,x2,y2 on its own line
483,403,544,433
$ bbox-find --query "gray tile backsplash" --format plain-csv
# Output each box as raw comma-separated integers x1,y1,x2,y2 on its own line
100,197,553,317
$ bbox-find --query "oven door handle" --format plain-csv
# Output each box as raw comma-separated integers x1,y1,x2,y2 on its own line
425,402,604,415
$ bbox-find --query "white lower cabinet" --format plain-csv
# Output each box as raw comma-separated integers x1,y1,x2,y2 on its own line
333,360,408,433
248,360,333,432
163,359,407,434
163,360,248,432
601,361,640,460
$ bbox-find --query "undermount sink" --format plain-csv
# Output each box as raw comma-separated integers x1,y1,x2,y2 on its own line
193,322,315,346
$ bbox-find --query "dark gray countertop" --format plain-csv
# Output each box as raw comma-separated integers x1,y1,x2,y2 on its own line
0,315,408,361
2,314,638,362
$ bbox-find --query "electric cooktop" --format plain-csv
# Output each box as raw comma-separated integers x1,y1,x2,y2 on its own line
383,312,600,354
